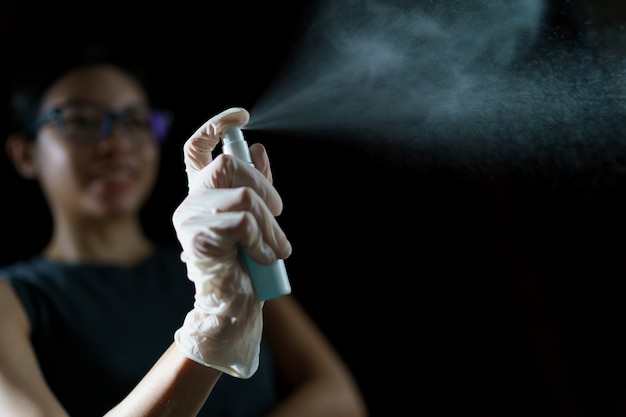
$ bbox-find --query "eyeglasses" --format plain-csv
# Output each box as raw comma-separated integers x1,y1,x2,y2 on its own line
30,101,173,144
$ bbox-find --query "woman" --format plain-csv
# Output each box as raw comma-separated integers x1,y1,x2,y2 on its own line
0,53,367,416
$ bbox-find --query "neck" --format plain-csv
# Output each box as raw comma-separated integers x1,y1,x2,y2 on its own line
43,214,155,266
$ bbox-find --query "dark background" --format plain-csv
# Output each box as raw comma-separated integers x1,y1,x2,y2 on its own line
1,1,626,416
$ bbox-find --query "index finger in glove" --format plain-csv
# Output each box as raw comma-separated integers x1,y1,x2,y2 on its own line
183,107,250,190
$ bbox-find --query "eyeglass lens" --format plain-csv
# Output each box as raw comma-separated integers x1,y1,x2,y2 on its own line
54,104,169,143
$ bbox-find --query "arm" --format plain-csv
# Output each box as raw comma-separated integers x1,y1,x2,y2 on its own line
0,278,69,417
104,345,222,417
263,295,369,417
0,278,223,417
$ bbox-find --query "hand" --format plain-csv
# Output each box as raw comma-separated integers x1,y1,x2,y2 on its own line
172,107,291,378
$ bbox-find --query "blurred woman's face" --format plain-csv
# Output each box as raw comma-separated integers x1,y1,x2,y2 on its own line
30,64,161,221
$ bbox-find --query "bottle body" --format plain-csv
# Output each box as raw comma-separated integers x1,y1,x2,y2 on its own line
223,127,292,300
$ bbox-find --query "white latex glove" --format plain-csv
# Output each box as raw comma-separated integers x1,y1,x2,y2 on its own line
172,107,291,378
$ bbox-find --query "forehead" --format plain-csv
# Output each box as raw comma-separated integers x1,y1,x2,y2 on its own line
41,64,149,110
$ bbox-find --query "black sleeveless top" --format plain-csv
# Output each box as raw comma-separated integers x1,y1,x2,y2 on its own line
0,246,278,417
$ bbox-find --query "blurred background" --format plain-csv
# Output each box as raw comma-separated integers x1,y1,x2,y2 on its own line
1,0,625,415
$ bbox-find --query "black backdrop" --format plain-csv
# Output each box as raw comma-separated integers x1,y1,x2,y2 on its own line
2,1,626,416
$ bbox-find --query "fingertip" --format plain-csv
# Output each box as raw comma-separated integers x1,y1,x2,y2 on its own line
249,143,271,179
213,107,250,130
234,107,250,126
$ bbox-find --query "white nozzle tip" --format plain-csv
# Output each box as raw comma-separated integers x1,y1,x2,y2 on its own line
223,127,245,145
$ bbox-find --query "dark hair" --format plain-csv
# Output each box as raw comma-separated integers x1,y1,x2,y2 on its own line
8,44,157,140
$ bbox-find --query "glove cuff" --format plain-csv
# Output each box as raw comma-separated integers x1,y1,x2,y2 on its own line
174,308,261,379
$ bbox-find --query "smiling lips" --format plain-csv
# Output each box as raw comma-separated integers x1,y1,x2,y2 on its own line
91,164,138,191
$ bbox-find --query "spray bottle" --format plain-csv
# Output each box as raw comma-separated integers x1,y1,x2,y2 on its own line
222,126,292,301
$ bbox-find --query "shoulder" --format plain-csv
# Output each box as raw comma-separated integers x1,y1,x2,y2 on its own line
0,276,29,334
0,259,45,335
0,256,47,281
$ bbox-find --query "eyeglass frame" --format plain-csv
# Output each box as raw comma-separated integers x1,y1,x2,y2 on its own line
28,100,173,144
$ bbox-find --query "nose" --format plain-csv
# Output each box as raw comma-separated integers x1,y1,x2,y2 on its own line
97,117,135,149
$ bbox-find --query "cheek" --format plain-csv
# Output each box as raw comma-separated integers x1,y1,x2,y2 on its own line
35,138,80,188
141,145,161,183
132,144,162,203
32,138,89,212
